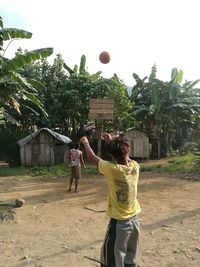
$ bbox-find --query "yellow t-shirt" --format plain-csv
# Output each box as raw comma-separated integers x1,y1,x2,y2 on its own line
98,159,141,220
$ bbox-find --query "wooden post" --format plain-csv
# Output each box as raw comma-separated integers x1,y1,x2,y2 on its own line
96,119,103,157
88,99,114,157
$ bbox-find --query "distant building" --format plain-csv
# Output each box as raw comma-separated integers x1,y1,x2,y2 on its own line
18,128,72,166
125,128,150,159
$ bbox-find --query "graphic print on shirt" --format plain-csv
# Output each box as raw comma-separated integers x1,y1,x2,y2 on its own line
115,177,136,205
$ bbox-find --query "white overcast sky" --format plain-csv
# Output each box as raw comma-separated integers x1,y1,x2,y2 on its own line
1,0,200,85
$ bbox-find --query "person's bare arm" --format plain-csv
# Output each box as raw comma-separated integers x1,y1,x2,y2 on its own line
102,132,120,142
67,151,71,163
79,136,100,165
80,152,86,168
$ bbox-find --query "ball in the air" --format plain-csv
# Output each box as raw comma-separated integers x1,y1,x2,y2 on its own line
99,51,110,64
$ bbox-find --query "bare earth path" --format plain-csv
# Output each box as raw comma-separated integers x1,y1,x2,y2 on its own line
0,168,200,267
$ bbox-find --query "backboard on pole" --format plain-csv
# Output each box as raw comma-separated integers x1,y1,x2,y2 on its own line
88,99,114,120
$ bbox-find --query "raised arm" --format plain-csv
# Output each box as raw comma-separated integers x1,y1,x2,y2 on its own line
79,136,100,166
102,132,120,142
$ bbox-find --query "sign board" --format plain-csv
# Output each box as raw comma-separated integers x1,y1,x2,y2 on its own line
89,99,114,120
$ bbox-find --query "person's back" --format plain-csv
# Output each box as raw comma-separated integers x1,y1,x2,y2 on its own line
68,142,85,192
98,159,140,220
70,148,81,166
80,133,141,267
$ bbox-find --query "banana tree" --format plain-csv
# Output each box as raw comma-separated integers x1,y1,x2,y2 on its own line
131,66,200,157
0,16,53,125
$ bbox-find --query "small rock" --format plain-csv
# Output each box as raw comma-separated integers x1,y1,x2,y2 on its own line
62,246,69,249
15,197,25,207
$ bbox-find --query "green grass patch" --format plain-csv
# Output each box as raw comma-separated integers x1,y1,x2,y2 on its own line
0,164,98,178
0,165,69,178
0,154,199,178
140,153,199,174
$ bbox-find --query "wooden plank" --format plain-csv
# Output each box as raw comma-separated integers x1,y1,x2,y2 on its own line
20,147,25,165
89,99,114,120
89,112,113,120
89,109,113,115
90,101,114,109
39,144,45,165
25,144,32,166
89,103,114,109
89,99,114,105
134,139,143,158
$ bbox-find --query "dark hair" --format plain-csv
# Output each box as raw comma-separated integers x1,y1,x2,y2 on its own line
105,135,130,164
74,142,80,150
69,142,75,149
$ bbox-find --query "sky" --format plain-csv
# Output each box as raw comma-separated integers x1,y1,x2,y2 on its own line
1,0,200,86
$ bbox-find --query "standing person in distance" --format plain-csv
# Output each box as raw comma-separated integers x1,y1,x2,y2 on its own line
68,142,85,192
79,133,141,267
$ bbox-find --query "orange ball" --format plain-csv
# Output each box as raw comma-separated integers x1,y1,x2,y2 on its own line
99,51,110,64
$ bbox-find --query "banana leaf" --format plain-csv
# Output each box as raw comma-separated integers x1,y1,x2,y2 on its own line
79,54,86,74
0,16,3,28
63,63,74,75
24,92,48,116
28,79,46,90
0,28,32,41
6,48,53,71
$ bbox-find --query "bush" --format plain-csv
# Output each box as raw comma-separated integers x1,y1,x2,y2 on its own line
0,127,30,165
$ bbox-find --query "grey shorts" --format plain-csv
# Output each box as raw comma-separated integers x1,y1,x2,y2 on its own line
71,166,81,179
100,215,140,267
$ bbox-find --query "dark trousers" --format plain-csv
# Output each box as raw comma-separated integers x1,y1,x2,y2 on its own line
100,216,140,267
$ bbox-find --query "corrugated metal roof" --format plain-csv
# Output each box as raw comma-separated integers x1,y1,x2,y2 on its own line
18,128,72,147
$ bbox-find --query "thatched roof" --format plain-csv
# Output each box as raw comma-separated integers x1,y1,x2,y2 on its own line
18,128,72,147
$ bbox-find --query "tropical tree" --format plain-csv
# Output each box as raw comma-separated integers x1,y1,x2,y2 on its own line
16,54,111,136
62,57,138,136
60,55,112,137
131,65,200,157
0,16,53,126
16,53,137,138
104,74,137,132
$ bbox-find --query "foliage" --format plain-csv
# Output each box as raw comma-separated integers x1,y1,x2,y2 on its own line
0,127,30,164
140,154,199,174
0,16,53,125
1,11,200,161
16,54,137,138
130,65,200,157
104,74,137,132
0,155,199,178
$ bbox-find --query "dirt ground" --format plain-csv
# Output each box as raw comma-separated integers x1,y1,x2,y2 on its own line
0,161,200,267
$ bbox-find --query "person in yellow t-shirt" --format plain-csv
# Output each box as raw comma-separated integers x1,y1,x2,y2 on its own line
79,133,141,267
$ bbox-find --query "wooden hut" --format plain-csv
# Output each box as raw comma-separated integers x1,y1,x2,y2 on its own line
125,129,150,159
18,128,72,166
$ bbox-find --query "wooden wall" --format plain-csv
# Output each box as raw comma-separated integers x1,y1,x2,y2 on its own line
20,131,69,166
126,129,150,158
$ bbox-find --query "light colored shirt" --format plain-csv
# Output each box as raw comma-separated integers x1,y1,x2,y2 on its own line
70,149,82,166
98,159,141,220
